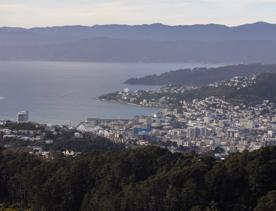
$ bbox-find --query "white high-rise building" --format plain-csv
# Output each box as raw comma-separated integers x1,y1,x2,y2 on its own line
17,110,29,122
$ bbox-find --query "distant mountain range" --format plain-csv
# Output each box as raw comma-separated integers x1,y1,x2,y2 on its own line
125,64,276,86
1,22,276,63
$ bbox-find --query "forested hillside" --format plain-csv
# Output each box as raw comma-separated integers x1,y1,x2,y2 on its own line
180,72,276,105
228,72,276,104
125,64,276,86
1,146,276,210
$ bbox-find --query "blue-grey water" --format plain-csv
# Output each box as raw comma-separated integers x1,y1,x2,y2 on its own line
0,61,215,125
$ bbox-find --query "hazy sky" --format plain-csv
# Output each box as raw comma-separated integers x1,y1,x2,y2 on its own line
0,0,276,27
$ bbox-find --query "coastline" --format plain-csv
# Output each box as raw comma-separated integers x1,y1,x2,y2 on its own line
97,98,166,109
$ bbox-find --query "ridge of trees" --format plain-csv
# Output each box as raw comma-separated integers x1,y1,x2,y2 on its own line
125,64,276,86
1,146,276,210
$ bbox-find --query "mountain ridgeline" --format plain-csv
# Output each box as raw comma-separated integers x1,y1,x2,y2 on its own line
1,22,276,63
125,64,276,86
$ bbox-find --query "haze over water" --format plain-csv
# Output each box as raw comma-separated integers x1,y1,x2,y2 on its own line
0,61,215,125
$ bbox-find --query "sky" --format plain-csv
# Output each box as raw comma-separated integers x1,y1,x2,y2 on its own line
0,0,276,27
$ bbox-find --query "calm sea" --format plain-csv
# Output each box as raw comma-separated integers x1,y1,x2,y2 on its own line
0,61,216,125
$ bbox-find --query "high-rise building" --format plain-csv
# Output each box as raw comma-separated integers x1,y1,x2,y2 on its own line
17,110,29,122
187,127,200,139
187,126,208,139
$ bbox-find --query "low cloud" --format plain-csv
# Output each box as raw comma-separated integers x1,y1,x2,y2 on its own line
0,0,275,27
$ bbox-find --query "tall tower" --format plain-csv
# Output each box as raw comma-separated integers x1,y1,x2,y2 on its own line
17,110,29,122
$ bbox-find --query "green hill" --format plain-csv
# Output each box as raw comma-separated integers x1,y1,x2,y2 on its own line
180,72,276,105
125,64,276,86
228,73,276,104
2,146,276,210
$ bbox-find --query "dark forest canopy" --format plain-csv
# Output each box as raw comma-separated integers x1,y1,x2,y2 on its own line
1,146,276,210
125,64,276,86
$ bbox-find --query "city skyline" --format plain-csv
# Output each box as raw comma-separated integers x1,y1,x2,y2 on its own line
0,0,276,27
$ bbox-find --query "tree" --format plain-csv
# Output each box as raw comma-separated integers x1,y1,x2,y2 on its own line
254,190,276,211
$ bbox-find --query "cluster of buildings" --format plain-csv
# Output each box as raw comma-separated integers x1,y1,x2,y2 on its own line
208,75,257,89
99,86,184,108
77,96,276,156
0,119,83,159
99,75,258,109
1,74,275,158
172,97,276,155
89,75,276,156
2,94,275,159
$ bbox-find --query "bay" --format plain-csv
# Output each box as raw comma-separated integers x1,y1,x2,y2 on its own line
0,61,216,125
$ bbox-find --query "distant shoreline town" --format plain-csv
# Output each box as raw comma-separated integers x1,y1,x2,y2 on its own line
1,65,276,160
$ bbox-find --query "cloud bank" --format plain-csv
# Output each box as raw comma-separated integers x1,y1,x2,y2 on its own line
0,0,275,27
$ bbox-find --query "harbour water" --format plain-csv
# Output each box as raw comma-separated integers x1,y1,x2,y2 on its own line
0,61,216,125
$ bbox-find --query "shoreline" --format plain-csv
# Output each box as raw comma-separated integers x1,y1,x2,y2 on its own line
97,98,166,109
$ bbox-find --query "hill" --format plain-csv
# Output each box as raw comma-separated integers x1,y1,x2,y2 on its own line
125,64,276,86
1,146,276,210
2,22,276,42
178,72,276,105
111,72,276,106
228,73,276,104
2,23,276,63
